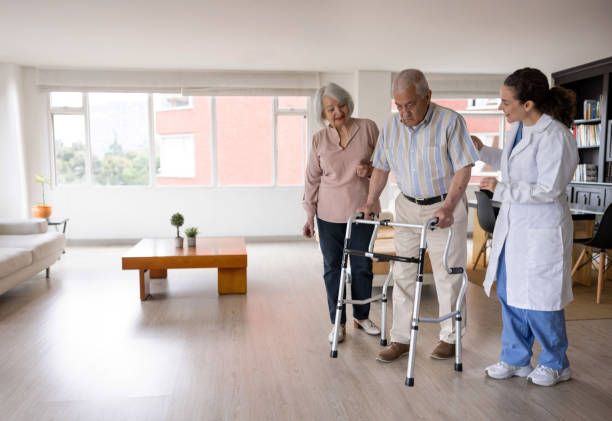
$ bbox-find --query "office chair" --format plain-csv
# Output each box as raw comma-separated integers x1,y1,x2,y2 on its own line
472,190,498,270
571,203,612,303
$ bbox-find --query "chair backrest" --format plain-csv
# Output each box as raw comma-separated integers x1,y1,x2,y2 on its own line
589,203,612,249
474,190,497,234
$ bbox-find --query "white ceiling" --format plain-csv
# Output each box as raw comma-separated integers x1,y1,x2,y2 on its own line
1,0,611,75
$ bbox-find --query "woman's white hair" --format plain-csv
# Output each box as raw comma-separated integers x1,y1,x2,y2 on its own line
393,69,430,98
313,83,354,126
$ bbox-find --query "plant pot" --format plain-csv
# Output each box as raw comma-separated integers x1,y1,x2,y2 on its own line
31,205,52,219
187,237,196,247
174,237,184,248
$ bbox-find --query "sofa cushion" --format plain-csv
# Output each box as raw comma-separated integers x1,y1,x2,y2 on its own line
0,248,33,278
0,219,48,235
0,232,65,261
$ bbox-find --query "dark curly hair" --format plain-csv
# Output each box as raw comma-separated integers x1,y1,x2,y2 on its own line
504,68,576,127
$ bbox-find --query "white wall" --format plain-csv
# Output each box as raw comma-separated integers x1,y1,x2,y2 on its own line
0,63,28,218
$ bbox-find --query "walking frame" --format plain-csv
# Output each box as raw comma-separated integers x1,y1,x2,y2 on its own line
329,213,468,387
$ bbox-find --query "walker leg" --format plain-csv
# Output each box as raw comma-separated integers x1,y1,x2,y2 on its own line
405,248,426,387
454,273,467,371
380,295,388,346
380,267,392,346
330,266,347,358
454,314,463,372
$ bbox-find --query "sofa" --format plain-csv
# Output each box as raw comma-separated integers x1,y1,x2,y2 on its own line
0,219,66,296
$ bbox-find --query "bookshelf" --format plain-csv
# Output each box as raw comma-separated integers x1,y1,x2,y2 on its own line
552,56,612,213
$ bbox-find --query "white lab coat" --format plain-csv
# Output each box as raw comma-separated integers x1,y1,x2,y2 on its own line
479,114,578,311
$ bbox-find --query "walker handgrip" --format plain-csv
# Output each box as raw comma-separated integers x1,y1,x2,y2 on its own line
355,212,365,219
428,217,439,230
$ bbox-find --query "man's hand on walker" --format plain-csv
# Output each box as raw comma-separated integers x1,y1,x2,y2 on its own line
356,203,377,220
432,206,454,228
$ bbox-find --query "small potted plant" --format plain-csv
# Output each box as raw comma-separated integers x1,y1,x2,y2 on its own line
185,227,198,247
31,174,52,218
170,212,185,248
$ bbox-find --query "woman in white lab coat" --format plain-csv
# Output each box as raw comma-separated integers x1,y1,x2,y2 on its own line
472,68,578,387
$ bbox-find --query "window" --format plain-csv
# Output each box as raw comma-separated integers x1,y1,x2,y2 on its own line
49,92,310,187
277,115,307,185
467,98,501,110
158,134,195,178
153,95,212,186
89,93,150,186
50,92,83,108
52,114,87,184
438,99,507,177
154,93,193,111
216,96,274,185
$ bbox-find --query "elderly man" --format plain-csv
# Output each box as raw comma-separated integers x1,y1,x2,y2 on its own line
359,69,478,362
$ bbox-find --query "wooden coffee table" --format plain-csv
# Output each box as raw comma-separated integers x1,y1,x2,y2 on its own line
121,237,247,301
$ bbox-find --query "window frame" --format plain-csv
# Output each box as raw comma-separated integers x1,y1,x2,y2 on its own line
48,91,311,188
48,92,93,186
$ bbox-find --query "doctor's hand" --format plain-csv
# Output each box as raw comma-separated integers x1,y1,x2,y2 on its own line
356,161,372,178
302,217,315,238
480,177,498,192
432,206,454,228
471,135,484,151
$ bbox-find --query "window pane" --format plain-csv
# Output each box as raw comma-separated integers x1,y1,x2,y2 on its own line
463,116,501,133
278,96,307,110
88,93,150,186
154,93,193,111
216,96,273,185
277,115,306,185
154,95,212,185
50,92,83,108
158,134,195,178
53,114,86,184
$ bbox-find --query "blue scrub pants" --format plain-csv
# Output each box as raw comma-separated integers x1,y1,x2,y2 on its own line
496,244,570,370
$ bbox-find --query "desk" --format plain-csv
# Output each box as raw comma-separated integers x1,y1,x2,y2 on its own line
121,237,248,301
468,200,600,285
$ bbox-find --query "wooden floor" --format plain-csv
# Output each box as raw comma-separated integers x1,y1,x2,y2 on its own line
1,241,611,421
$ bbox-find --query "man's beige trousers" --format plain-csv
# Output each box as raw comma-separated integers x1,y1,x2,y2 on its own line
390,193,468,344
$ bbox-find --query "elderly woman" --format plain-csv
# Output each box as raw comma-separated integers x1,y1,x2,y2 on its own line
303,83,381,343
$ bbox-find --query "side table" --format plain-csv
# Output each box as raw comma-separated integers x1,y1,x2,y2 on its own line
47,217,69,234
47,217,69,254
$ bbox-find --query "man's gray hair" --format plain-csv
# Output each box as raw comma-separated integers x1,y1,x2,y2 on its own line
393,69,430,98
313,83,355,126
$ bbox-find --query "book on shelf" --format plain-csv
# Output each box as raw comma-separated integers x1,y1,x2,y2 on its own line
582,98,601,120
573,122,601,146
573,164,598,182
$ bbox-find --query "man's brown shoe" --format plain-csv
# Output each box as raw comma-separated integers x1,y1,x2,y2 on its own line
430,341,455,360
376,342,410,363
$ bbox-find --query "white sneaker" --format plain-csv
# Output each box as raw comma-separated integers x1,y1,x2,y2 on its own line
527,365,572,386
354,318,381,335
328,325,345,343
485,361,533,379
